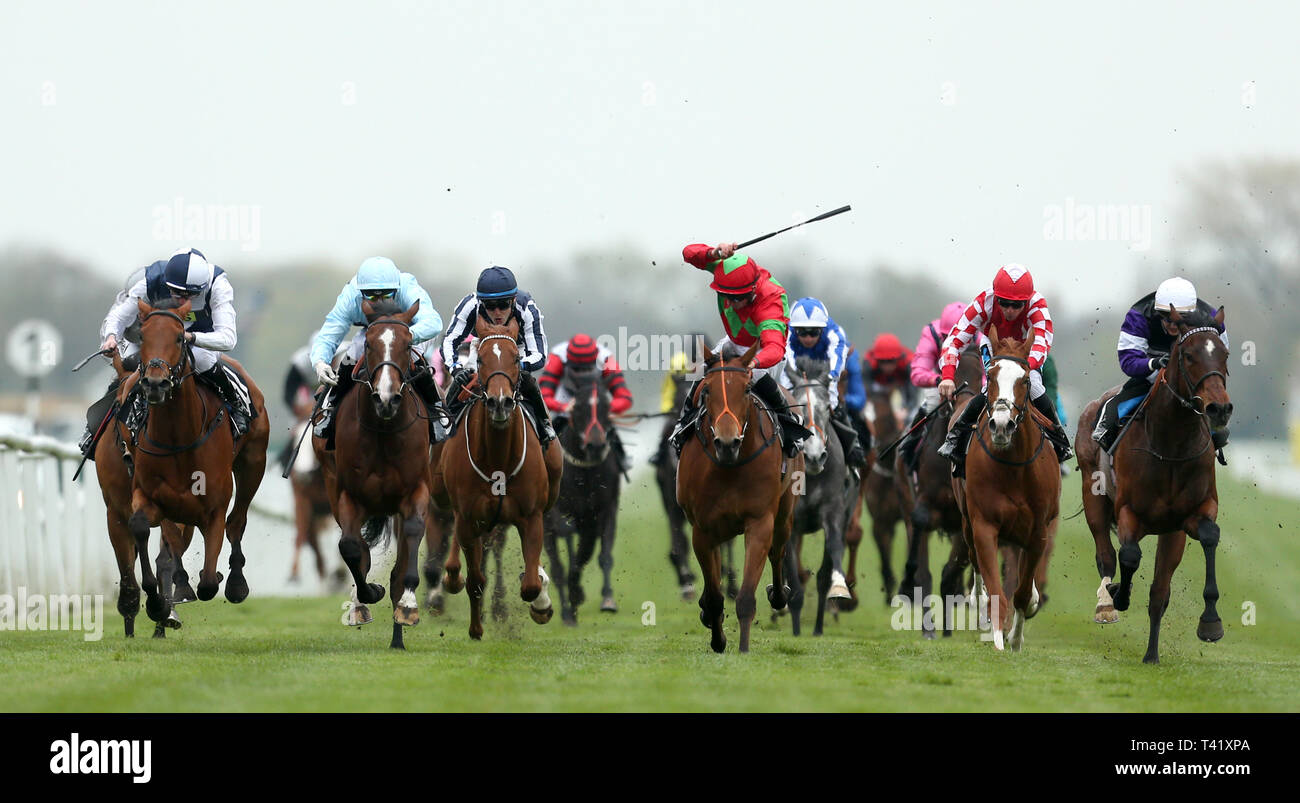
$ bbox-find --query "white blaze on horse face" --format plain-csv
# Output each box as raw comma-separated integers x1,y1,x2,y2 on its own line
377,328,396,403
991,360,1026,430
1205,339,1217,361
491,342,508,401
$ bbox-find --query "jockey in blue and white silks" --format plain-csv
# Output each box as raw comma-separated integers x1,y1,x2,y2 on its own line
79,248,256,456
1091,277,1230,453
310,256,444,445
780,297,866,468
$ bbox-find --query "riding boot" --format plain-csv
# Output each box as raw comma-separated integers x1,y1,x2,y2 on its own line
314,363,356,449
938,394,986,478
611,429,631,474
669,380,702,457
752,372,813,459
851,412,872,455
1031,393,1073,463
80,378,124,459
898,406,928,473
1091,395,1121,453
519,371,557,446
831,406,867,468
198,363,253,438
409,360,443,441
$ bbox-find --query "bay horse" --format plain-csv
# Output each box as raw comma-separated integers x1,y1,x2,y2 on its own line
1075,306,1231,663
432,319,564,640
895,347,984,637
952,332,1059,651
676,340,801,653
782,357,856,636
864,384,905,605
311,299,432,649
105,297,269,636
544,369,623,624
287,417,333,584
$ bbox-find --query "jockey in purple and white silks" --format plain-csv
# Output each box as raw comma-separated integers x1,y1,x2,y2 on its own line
1091,277,1230,453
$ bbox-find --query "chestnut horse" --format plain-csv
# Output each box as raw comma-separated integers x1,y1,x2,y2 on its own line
312,299,432,649
676,341,801,653
432,320,563,640
104,297,268,636
952,333,1059,651
1075,307,1231,663
863,385,905,604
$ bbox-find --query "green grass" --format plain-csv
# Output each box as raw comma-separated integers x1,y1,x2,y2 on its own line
3,473,1297,712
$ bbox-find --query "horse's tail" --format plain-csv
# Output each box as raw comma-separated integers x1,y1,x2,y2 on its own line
362,515,392,548
1063,504,1085,521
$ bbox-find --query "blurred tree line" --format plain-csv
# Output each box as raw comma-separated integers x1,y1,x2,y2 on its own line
2,159,1291,447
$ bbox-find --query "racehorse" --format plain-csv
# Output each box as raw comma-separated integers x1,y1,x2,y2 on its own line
312,299,432,649
432,319,564,640
102,297,268,636
864,384,905,605
952,332,1059,651
781,357,856,636
896,348,984,637
287,418,334,585
1075,306,1231,663
544,369,623,624
676,341,801,653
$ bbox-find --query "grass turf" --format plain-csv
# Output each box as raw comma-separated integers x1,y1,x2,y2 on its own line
2,472,1297,712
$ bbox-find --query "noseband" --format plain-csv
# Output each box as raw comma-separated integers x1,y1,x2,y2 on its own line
353,317,424,398
1162,326,1229,415
140,310,196,393
474,333,522,400
985,354,1030,429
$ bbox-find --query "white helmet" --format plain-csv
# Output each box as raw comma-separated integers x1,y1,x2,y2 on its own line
1155,277,1197,314
789,297,830,329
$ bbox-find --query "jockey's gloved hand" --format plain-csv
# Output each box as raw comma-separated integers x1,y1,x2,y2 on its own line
452,366,475,385
315,361,338,386
1149,354,1170,372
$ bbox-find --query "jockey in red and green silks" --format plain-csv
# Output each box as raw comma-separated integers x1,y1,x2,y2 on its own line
669,241,811,458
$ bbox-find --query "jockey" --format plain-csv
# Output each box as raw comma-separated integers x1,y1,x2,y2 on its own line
669,242,812,458
1091,277,1229,453
865,333,918,410
440,265,556,446
539,333,634,470
781,297,866,468
78,248,254,457
897,301,970,473
937,264,1073,476
310,257,444,446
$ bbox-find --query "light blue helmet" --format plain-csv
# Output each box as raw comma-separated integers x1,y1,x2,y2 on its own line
356,256,401,291
790,297,830,329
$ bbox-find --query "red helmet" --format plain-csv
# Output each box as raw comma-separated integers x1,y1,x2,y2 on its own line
992,263,1034,301
868,333,906,362
566,333,599,365
709,252,760,294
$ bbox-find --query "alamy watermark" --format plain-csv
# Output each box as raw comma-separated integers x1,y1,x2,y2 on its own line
152,196,262,252
1043,197,1151,251
0,587,104,641
890,587,1001,640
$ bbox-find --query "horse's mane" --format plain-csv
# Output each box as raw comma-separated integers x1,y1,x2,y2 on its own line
793,355,830,383
148,297,185,311
364,298,405,319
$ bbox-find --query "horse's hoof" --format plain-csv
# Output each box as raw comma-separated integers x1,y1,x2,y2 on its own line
562,610,577,627
1197,617,1224,642
173,581,197,605
358,582,386,605
679,583,696,601
569,584,586,607
152,625,166,639
197,582,219,602
600,597,617,613
164,610,183,630
224,574,249,604
425,590,445,615
827,578,852,601
345,604,373,627
1094,606,1119,624
444,571,464,595
710,632,726,654
491,599,509,622
1142,653,1160,665
145,595,167,623
394,605,419,627
766,583,791,612
469,628,483,641
529,605,554,625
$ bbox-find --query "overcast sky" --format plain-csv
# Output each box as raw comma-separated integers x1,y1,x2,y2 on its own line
3,1,1297,313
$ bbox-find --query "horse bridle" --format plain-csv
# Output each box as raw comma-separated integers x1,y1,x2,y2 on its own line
694,363,779,466
139,310,197,394
984,354,1031,430
472,333,523,400
788,375,828,445
353,316,425,399
561,378,612,467
1160,326,1229,416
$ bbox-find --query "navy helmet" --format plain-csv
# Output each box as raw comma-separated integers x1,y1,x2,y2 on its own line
476,266,518,299
164,248,213,296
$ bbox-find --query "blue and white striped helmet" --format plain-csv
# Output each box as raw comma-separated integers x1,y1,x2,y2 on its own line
356,256,401,291
790,297,830,329
163,248,213,296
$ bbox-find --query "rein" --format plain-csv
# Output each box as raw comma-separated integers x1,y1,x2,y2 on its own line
694,364,778,467
133,311,227,457
1129,327,1226,463
971,355,1045,468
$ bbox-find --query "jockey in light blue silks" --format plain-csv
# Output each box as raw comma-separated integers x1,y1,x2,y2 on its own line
780,297,867,468
310,256,443,447
79,248,255,457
